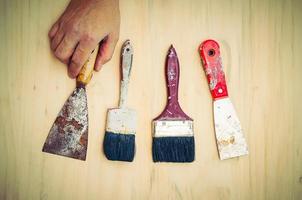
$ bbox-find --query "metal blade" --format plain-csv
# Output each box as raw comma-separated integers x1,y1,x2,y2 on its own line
42,86,88,160
213,97,248,160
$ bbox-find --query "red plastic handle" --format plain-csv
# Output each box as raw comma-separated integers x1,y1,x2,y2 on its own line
199,40,228,100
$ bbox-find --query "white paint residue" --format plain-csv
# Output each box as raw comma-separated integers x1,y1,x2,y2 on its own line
153,120,194,137
106,108,136,134
119,41,133,108
213,98,248,160
119,80,129,108
45,87,88,158
68,88,88,124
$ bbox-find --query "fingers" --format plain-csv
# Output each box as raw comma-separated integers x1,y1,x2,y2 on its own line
50,29,65,51
48,22,59,39
94,34,119,71
54,32,79,64
68,37,97,78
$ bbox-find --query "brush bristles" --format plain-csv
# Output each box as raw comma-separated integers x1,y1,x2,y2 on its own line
103,132,135,162
152,136,195,162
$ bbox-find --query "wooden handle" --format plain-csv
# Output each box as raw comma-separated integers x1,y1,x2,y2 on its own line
76,46,98,85
119,40,133,108
199,40,228,100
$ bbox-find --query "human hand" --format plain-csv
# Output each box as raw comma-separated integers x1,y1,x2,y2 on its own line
49,0,120,78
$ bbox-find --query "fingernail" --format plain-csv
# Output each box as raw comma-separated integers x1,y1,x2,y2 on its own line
94,59,102,71
95,65,102,71
68,64,76,79
49,24,58,38
68,71,75,79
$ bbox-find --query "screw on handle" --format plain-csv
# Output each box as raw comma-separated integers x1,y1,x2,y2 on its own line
199,40,228,100
76,46,98,86
118,40,133,108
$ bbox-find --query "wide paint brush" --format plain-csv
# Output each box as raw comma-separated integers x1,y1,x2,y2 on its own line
103,40,137,162
42,48,98,161
199,39,248,160
152,45,195,163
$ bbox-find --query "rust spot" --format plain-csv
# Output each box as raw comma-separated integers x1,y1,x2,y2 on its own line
219,140,229,146
43,86,88,160
55,116,67,134
70,119,83,129
218,136,235,146
80,131,88,146
299,176,302,184
230,136,235,144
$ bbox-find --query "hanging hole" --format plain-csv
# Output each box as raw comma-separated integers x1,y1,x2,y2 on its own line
126,48,130,52
208,49,215,57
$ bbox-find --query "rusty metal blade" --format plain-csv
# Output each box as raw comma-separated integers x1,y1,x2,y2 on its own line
43,85,88,160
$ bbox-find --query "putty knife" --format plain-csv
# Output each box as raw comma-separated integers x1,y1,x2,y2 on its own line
199,40,248,160
42,48,98,161
103,40,137,161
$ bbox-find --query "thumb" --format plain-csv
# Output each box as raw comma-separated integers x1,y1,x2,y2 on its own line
94,34,119,71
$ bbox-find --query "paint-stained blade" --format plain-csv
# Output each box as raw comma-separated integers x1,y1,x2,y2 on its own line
213,97,248,160
42,85,88,160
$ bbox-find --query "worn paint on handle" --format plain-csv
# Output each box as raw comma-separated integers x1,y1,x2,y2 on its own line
199,40,228,100
76,46,98,86
119,40,133,108
155,45,192,121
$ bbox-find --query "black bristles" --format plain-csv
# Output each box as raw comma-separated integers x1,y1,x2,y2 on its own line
103,132,135,162
152,136,195,162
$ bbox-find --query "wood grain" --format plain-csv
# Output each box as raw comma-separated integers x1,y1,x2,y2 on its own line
0,0,302,199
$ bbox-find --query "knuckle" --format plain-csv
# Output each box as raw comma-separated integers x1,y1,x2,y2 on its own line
71,55,83,67
75,48,85,58
54,50,62,59
51,40,58,50
68,24,80,36
81,33,96,45
54,49,68,63
57,20,64,30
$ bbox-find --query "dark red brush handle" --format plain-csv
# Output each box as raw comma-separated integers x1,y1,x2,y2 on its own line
155,45,191,120
199,40,228,100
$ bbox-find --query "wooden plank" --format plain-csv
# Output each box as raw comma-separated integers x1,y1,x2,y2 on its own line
0,0,301,199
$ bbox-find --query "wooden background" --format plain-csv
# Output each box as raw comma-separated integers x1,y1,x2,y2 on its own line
0,0,302,199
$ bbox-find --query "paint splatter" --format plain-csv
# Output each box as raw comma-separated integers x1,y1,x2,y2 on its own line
42,86,88,160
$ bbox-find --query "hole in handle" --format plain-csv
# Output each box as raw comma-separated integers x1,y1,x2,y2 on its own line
208,49,215,57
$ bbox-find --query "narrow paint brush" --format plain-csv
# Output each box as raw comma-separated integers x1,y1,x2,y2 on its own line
152,45,195,163
199,39,248,160
103,40,137,162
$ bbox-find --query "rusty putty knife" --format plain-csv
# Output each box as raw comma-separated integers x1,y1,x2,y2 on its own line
42,49,98,161
199,40,248,160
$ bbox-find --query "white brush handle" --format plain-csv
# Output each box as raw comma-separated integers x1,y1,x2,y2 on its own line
119,40,133,108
